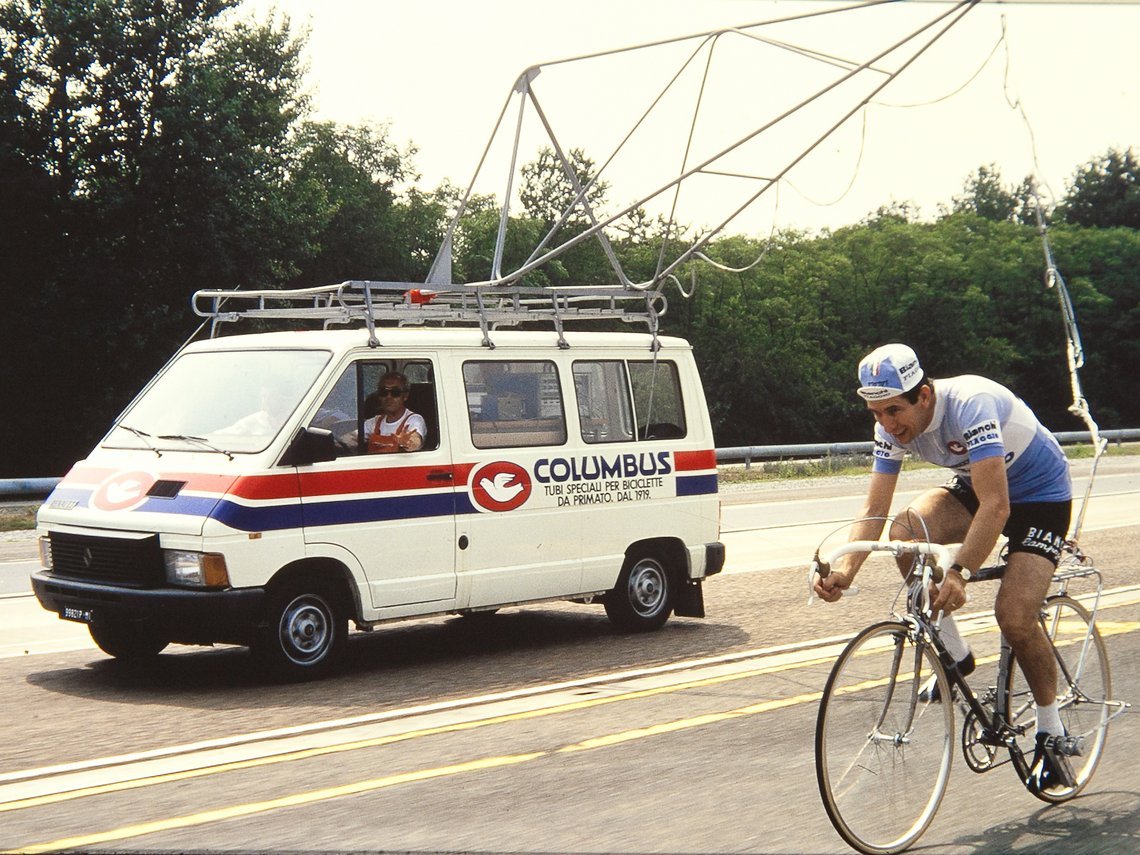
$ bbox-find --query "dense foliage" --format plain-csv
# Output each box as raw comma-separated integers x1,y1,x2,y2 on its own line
2,2,1137,475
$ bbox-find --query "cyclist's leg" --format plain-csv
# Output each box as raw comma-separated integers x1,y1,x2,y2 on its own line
890,484,973,667
888,482,973,552
1004,595,1111,802
996,500,1072,719
995,552,1058,711
997,547,1083,794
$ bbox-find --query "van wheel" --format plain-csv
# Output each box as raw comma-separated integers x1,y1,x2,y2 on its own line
253,583,347,681
89,620,169,661
605,553,674,632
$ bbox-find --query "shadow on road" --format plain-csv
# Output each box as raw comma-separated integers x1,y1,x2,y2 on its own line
944,790,1140,855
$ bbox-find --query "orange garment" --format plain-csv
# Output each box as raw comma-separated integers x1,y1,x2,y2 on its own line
367,411,412,454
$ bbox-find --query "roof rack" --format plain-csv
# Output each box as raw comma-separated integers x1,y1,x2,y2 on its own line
193,280,667,349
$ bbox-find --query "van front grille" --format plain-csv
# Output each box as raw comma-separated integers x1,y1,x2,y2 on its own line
47,532,164,588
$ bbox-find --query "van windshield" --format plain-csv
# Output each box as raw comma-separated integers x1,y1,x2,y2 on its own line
106,349,331,454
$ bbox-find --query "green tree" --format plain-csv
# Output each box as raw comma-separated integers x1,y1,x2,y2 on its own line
1057,147,1140,229
949,164,1038,224
0,0,316,475
287,120,442,286
519,146,609,230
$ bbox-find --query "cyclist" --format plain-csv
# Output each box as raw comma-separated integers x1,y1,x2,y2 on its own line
813,343,1077,793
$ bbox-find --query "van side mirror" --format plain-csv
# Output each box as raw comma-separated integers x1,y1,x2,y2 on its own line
280,426,337,466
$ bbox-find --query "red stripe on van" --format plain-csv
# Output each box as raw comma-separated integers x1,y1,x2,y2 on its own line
228,473,302,500
60,464,236,494
673,449,716,471
298,466,465,497
58,464,117,487
226,464,480,500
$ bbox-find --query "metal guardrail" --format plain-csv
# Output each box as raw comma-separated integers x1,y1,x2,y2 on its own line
3,430,1137,499
716,429,1140,467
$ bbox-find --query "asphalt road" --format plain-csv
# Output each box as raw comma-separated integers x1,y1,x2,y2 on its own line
1,462,1137,854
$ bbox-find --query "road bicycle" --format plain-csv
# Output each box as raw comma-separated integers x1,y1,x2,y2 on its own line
809,532,1129,855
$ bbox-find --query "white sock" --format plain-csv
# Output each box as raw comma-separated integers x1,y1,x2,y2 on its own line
1036,702,1064,737
937,615,971,662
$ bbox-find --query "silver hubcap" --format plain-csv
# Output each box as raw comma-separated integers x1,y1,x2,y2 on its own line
280,595,332,664
628,560,666,616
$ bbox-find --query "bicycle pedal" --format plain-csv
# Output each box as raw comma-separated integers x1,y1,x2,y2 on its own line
1043,733,1085,757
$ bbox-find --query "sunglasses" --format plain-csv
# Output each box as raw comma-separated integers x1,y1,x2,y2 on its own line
377,387,407,398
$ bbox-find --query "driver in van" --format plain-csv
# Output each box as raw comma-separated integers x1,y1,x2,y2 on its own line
363,371,426,453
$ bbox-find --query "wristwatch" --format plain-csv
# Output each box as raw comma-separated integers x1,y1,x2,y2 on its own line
949,562,972,582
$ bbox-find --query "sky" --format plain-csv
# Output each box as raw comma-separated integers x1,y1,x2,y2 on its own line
244,0,1140,238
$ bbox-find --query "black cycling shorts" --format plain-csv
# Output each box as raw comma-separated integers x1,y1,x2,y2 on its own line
940,475,1072,566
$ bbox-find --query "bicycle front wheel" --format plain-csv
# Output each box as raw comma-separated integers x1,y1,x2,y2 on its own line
816,621,955,855
1005,594,1111,803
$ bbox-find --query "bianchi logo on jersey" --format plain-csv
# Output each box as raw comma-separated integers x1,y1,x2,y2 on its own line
873,437,902,461
963,420,1002,450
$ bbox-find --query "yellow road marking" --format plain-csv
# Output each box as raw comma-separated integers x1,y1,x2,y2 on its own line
0,649,841,815
9,752,544,855
8,614,1139,853
11,689,833,854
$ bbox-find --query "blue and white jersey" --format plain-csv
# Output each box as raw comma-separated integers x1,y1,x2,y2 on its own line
871,375,1071,503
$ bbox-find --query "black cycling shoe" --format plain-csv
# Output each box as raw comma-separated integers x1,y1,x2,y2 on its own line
1026,731,1080,793
918,651,975,704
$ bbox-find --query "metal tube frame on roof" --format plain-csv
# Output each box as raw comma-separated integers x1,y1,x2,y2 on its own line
432,0,980,296
195,2,986,349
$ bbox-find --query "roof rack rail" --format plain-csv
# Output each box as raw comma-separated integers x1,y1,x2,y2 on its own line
193,280,667,349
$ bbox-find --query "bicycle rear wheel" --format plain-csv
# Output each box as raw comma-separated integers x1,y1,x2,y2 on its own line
816,621,955,855
1004,594,1111,803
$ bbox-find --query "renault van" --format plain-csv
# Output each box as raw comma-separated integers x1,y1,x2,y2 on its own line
32,285,724,679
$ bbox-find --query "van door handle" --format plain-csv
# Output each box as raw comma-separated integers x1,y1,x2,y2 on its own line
426,471,453,482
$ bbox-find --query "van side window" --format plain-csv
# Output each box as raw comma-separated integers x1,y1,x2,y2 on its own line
629,360,687,440
464,360,566,448
572,361,634,444
310,360,440,455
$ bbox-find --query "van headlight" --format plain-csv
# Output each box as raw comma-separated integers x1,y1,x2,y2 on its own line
163,551,230,588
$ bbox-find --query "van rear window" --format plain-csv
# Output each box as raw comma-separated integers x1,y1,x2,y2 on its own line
571,359,686,443
629,360,687,440
464,361,566,448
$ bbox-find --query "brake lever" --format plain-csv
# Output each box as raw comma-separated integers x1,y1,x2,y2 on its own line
807,552,857,605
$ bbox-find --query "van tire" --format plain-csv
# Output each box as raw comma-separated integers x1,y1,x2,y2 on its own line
253,582,347,681
604,552,674,632
89,620,169,661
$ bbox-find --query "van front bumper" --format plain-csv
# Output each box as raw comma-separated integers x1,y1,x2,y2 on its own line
31,571,265,645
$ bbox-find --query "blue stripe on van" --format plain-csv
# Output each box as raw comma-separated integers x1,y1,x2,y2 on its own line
208,492,457,532
676,473,718,496
300,492,456,527
208,500,305,532
143,494,221,516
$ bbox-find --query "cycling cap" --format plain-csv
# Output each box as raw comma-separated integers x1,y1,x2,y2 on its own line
857,343,924,401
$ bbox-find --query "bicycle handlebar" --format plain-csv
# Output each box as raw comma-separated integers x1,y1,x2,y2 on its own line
808,540,956,609
821,541,954,579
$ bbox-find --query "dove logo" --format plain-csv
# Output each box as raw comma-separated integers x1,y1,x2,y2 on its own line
91,470,155,512
470,462,532,513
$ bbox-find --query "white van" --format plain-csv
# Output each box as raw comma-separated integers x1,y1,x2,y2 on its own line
32,284,724,679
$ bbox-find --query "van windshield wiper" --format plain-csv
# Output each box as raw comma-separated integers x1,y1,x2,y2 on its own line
158,434,235,461
117,424,162,458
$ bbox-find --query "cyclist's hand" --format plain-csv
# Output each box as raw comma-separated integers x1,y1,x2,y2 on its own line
814,568,854,603
930,572,967,616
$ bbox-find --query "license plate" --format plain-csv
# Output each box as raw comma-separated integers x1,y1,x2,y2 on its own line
61,607,94,624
